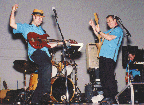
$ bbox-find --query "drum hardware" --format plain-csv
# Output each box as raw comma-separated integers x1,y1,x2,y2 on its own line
57,61,64,73
71,61,81,102
14,70,31,104
52,61,72,77
13,60,38,104
14,88,34,104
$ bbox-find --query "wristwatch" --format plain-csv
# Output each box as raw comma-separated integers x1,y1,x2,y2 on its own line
98,31,101,34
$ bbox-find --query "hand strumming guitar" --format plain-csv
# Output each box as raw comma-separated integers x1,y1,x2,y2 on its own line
89,19,99,36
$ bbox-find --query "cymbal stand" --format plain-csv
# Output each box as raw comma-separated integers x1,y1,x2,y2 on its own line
15,70,27,105
73,61,81,102
22,70,27,104
52,8,69,104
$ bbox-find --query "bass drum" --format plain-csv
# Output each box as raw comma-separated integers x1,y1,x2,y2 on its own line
50,76,75,102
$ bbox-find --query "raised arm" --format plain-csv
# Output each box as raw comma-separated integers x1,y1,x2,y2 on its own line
89,19,99,36
10,4,18,29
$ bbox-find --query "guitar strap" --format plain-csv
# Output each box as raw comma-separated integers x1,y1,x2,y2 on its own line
41,28,47,34
108,25,118,34
112,26,122,60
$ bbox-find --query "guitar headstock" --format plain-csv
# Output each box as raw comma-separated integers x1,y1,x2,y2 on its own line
94,13,99,25
3,80,8,89
68,39,78,44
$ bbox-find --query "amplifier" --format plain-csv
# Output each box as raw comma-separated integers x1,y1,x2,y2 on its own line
116,83,144,104
86,43,99,70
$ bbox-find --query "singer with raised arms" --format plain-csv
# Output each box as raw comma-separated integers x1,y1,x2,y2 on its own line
10,4,67,104
89,15,123,104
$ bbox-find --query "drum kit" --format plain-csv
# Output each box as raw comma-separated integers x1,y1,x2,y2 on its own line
13,51,81,104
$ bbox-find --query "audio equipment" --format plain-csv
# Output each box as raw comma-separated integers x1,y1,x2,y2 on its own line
86,43,99,71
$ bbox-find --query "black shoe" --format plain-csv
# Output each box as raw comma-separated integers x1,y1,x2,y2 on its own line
101,97,110,103
111,99,118,105
100,97,117,105
100,98,110,105
101,98,118,105
31,103,39,105
41,93,53,104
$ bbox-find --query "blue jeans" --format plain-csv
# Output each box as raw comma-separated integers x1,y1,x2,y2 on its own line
99,56,117,100
30,49,52,103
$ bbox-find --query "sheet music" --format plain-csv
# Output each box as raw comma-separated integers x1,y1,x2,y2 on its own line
136,62,144,64
70,43,83,51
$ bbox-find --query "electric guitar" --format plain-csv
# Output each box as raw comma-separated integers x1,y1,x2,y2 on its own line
94,13,105,58
27,32,77,49
125,72,133,84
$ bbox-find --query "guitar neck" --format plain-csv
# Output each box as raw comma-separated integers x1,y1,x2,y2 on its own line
46,39,62,43
46,39,70,43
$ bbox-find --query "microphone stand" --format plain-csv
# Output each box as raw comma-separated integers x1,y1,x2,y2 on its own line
117,18,132,56
52,8,70,104
117,18,131,43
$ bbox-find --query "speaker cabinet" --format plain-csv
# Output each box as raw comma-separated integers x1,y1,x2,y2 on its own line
86,43,99,70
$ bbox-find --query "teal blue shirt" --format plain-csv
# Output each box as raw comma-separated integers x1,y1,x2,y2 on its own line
13,23,51,61
99,26,123,62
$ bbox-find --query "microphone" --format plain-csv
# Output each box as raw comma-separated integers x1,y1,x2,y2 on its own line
52,7,56,12
52,7,58,18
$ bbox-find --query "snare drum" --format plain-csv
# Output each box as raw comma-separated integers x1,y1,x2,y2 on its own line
50,76,75,102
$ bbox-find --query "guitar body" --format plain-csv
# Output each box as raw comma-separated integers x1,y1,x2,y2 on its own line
125,72,133,84
27,32,51,49
95,38,104,57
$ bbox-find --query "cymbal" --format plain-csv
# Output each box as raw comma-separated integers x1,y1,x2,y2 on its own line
13,60,39,74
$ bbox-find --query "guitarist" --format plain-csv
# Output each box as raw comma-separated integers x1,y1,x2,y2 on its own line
89,15,123,104
125,51,140,84
10,4,65,104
